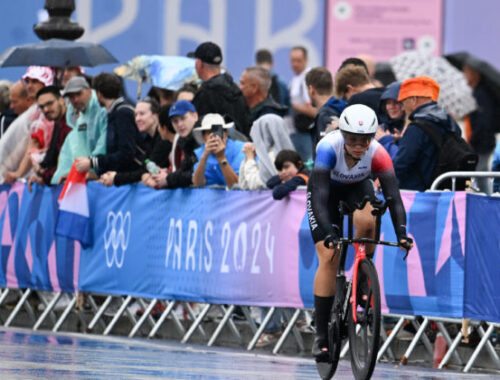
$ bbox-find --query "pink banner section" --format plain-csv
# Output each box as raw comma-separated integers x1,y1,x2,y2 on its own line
454,192,466,254
326,0,443,72
406,233,427,297
25,235,33,274
375,233,389,314
3,183,25,288
48,241,61,293
0,182,80,292
400,192,426,297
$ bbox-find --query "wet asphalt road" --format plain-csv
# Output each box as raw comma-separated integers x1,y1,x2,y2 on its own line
0,328,494,379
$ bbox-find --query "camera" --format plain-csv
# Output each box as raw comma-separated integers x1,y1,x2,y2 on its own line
211,124,224,139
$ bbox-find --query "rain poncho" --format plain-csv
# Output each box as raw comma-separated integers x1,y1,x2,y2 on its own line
0,104,54,183
51,90,107,184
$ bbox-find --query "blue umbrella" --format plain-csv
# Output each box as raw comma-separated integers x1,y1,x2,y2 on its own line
0,38,118,67
114,55,198,98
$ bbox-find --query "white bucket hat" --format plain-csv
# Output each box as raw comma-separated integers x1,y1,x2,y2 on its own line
193,113,234,144
22,66,54,87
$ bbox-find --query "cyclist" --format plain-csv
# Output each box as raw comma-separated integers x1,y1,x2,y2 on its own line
307,103,412,359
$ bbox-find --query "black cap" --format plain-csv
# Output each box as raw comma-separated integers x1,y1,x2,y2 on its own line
193,42,223,65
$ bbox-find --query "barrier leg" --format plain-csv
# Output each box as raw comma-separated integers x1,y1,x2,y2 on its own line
0,288,10,306
4,289,32,327
286,308,305,352
207,305,240,347
0,288,11,323
183,302,207,339
86,294,109,332
168,302,187,336
86,295,112,333
147,300,173,339
273,308,302,354
379,319,395,361
436,321,463,366
148,301,184,339
478,324,500,369
136,298,157,329
52,295,77,332
463,323,500,372
33,292,62,330
378,316,406,361
129,298,157,338
34,291,59,327
412,318,434,356
247,307,276,351
181,303,211,343
439,327,468,369
219,305,243,344
103,295,132,336
240,306,258,333
463,323,496,372
400,317,429,364
123,299,138,327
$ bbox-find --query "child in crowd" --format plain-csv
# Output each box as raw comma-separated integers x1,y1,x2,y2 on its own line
266,149,309,200
256,149,311,348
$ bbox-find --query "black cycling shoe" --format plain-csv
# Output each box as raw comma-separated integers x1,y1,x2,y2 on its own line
312,335,329,361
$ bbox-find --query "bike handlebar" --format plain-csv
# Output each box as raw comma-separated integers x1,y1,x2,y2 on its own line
336,196,413,260
340,236,413,260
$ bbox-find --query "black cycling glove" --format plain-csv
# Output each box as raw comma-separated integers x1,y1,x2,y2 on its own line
323,225,341,249
395,225,408,242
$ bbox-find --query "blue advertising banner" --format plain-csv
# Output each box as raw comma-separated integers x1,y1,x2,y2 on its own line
78,182,467,316
0,0,325,94
464,194,500,322
298,191,466,317
79,183,307,307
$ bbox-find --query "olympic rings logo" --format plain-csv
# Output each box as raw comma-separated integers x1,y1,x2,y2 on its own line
103,211,131,268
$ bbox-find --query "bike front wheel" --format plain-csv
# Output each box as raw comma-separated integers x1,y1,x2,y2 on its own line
348,259,381,380
316,275,346,380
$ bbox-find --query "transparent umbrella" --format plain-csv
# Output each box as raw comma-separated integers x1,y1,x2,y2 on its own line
114,55,198,99
390,50,476,119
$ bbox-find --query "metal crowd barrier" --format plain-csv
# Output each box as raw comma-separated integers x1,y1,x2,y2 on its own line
1,287,499,374
430,171,500,195
1,171,500,373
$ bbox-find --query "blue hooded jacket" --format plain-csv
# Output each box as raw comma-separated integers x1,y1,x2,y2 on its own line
379,82,405,134
393,102,461,191
312,96,347,149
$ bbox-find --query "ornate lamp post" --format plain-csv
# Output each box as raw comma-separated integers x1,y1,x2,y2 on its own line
33,0,84,40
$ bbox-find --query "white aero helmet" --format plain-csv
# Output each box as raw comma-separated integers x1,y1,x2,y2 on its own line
339,104,378,134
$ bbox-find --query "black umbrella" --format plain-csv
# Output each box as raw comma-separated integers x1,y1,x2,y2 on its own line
445,52,500,102
0,38,118,68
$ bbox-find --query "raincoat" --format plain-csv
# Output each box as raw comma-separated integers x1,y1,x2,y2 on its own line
51,90,107,184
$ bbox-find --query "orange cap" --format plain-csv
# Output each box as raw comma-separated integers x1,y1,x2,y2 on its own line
398,76,440,102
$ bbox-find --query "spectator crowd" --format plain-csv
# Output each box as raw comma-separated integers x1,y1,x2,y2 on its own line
0,41,499,345
1,41,497,196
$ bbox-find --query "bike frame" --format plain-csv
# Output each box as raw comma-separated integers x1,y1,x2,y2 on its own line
335,202,402,324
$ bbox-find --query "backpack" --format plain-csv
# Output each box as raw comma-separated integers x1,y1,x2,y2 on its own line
269,74,282,105
413,119,478,190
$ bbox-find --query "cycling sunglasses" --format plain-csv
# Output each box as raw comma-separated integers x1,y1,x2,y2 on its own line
341,131,374,147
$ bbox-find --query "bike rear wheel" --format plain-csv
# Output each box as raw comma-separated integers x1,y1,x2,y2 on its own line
316,276,347,380
348,259,381,380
